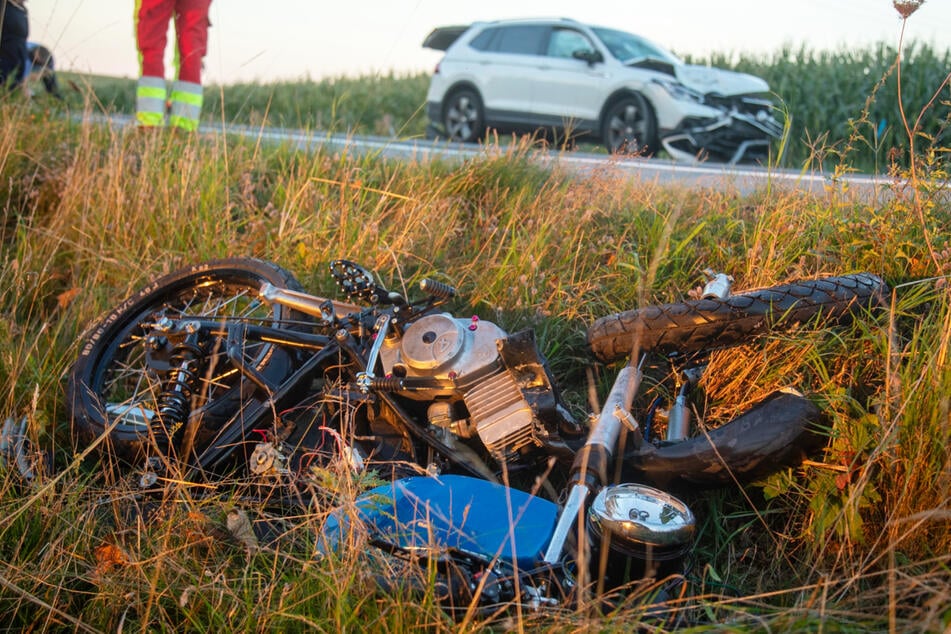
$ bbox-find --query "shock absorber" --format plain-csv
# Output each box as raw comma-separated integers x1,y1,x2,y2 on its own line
156,324,204,438
666,365,703,442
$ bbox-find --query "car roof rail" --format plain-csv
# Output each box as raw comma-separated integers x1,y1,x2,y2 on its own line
484,16,581,25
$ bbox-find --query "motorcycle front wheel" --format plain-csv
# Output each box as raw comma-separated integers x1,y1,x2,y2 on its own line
586,273,888,362
589,273,888,486
68,258,311,465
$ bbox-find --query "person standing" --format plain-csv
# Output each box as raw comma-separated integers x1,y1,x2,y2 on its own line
135,0,211,131
1,0,29,91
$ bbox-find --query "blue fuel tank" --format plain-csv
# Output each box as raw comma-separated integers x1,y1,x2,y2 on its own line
324,474,560,569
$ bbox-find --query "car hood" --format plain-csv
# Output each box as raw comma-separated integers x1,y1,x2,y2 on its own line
673,64,769,97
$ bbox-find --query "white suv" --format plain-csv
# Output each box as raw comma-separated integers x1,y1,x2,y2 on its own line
423,18,782,164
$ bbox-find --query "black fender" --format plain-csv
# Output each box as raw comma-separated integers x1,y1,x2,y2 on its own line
624,390,826,487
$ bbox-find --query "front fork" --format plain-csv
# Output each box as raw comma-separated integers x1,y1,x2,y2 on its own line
660,268,730,441
665,365,703,442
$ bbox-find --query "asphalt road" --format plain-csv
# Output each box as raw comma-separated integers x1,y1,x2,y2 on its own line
220,122,898,200
96,114,899,199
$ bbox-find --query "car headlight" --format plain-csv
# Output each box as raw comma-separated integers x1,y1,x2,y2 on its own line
651,79,704,104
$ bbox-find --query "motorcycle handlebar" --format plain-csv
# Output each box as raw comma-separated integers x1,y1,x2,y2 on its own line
420,278,456,300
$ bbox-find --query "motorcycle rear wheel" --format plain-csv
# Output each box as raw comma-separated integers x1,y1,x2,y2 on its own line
586,273,887,362
68,258,311,465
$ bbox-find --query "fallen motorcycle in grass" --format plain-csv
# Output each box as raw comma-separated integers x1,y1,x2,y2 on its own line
66,258,887,614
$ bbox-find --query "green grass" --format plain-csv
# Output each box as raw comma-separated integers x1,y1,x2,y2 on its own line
1,36,949,630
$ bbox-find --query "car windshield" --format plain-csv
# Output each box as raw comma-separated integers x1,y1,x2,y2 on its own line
591,27,682,66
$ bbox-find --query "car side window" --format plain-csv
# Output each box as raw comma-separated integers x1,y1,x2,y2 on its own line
491,25,547,56
469,28,497,51
546,28,594,59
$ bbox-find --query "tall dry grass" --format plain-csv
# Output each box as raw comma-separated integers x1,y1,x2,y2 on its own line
0,50,948,629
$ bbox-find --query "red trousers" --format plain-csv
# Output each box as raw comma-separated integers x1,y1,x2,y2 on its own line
136,0,211,83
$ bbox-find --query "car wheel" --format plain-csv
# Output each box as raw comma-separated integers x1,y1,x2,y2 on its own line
443,88,484,143
602,93,657,155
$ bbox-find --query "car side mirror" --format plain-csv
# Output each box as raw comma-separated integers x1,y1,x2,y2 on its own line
572,49,603,66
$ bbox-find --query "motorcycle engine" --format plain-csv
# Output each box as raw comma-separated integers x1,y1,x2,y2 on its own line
379,313,552,459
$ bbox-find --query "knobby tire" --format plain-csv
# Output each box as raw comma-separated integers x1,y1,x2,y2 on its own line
587,273,887,362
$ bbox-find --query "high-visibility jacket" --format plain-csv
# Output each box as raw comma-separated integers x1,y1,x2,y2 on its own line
134,0,211,130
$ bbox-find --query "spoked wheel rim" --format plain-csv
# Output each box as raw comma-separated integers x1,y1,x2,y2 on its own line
97,280,280,435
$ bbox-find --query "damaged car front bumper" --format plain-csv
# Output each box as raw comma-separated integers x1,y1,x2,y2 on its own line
661,97,784,165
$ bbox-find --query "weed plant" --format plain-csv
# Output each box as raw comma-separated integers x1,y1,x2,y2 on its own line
0,25,948,631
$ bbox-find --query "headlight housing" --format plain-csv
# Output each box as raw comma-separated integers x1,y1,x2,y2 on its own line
588,483,695,560
652,78,705,104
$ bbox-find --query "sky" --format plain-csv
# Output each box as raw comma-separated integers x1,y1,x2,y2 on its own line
29,0,951,84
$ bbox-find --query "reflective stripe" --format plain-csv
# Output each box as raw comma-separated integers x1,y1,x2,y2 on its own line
169,104,201,130
137,110,165,127
136,76,167,127
169,114,199,131
171,89,203,107
170,80,202,104
136,96,166,112
137,86,166,100
137,75,166,93
169,80,203,131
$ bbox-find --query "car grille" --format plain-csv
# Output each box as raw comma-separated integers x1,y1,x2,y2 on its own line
705,94,774,117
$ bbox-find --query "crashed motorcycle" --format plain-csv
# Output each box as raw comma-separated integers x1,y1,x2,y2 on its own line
68,258,886,611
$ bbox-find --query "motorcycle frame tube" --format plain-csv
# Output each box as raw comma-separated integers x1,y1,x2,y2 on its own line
260,282,363,320
575,364,643,479
196,325,370,471
543,364,643,564
543,483,588,564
